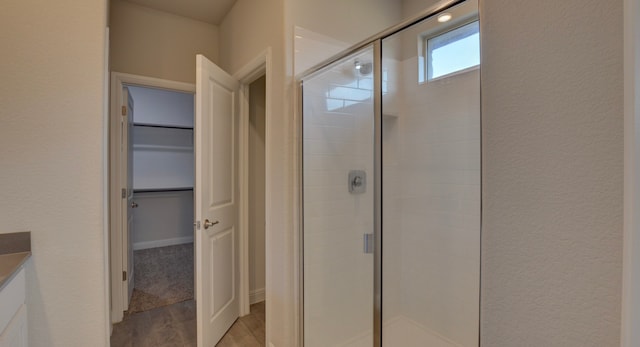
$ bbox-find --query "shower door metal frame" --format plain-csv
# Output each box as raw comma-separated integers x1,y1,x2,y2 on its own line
298,0,472,345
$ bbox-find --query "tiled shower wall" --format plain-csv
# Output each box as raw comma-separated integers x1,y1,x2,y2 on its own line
383,56,480,346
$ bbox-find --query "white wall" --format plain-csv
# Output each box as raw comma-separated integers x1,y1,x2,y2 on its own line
481,0,623,345
109,0,219,84
128,86,194,127
0,0,109,346
249,76,266,302
132,191,194,249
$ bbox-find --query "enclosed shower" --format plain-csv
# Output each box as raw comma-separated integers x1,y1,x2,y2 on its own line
300,0,480,346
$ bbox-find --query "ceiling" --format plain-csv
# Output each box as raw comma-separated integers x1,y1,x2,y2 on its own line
124,0,238,24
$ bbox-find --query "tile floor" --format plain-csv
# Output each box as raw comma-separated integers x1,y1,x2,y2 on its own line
110,300,265,347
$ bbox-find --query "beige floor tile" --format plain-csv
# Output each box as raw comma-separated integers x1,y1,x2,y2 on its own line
112,300,266,347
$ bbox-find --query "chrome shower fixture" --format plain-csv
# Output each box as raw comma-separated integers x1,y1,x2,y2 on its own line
354,59,373,76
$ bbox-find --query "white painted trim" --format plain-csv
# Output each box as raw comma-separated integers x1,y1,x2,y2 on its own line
623,0,640,346
250,288,266,305
234,48,272,319
238,83,251,317
103,26,112,341
108,72,195,324
133,236,194,250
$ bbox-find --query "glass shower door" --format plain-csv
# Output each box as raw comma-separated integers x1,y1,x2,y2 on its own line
381,0,480,346
301,1,480,345
302,45,375,347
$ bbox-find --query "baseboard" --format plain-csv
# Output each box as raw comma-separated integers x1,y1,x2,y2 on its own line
133,236,194,250
383,315,463,347
250,288,265,304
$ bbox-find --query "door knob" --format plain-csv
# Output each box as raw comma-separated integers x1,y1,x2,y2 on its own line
131,201,138,208
204,219,219,229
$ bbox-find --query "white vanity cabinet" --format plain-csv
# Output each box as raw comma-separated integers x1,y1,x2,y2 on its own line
0,267,27,347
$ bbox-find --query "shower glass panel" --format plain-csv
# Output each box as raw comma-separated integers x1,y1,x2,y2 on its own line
381,1,480,346
301,1,480,345
302,45,375,346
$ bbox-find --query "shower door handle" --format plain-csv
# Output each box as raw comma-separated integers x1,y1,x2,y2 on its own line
363,233,374,254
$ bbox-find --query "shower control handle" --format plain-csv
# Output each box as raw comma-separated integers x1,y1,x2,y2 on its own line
204,219,219,230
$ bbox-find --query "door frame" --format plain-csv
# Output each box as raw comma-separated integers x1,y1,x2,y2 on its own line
623,0,640,345
233,48,273,317
108,72,195,324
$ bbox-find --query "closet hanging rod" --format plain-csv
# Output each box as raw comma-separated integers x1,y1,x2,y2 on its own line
133,187,193,193
133,123,193,130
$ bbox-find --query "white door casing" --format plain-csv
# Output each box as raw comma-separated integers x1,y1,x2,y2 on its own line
195,54,241,347
122,87,135,308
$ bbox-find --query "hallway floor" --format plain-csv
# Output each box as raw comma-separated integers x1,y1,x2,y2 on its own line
111,301,265,347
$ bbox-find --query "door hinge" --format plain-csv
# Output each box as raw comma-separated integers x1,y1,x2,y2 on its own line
121,105,127,116
122,188,126,198
122,271,127,281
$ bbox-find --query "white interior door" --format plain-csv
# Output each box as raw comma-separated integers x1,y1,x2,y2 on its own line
195,54,240,347
122,87,135,309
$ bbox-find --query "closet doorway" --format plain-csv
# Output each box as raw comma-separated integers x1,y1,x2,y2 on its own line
109,74,198,324
126,84,195,314
109,66,269,346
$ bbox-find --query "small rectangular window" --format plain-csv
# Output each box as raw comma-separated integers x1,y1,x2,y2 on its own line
426,21,480,81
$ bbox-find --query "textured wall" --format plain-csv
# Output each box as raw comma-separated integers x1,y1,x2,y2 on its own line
0,0,109,346
110,0,219,84
481,0,623,346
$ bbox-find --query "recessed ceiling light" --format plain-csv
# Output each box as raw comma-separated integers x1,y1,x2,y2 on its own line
438,13,452,23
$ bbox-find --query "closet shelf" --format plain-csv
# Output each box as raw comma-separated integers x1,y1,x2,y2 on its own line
134,187,193,193
133,123,193,130
132,144,193,152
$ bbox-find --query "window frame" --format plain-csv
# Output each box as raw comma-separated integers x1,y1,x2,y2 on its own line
420,19,480,83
